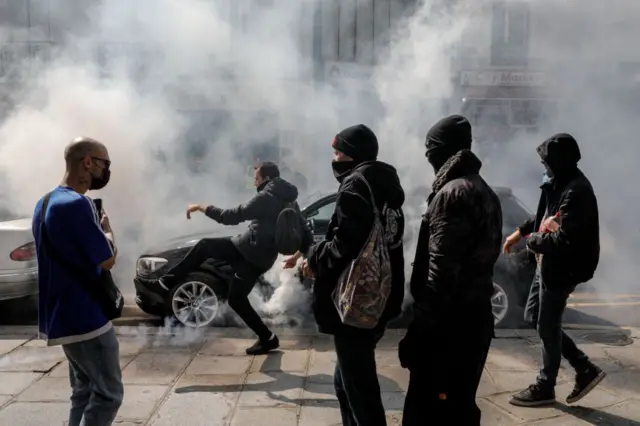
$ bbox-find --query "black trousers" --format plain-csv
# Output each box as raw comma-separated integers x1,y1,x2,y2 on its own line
333,326,387,426
402,304,494,426
166,237,272,340
525,266,590,387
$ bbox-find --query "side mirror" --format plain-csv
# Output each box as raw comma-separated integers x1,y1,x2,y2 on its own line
307,218,315,231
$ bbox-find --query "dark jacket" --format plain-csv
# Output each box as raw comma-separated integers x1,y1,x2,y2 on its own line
519,135,599,288
409,149,502,329
206,177,312,270
307,161,405,335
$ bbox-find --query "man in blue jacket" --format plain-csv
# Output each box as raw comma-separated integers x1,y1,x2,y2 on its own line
32,137,122,426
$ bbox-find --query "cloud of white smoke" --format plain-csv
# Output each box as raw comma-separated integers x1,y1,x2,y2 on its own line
0,0,638,334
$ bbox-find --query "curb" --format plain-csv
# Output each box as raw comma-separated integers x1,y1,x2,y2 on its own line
0,324,636,340
563,323,636,332
113,317,160,327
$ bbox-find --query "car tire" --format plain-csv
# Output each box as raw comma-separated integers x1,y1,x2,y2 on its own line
492,280,523,329
165,271,227,328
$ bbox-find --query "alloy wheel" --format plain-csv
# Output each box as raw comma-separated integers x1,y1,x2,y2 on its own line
492,282,509,326
171,281,219,328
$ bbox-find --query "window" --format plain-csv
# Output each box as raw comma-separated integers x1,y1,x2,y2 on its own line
468,99,509,127
0,1,28,31
510,100,559,127
312,201,336,221
491,1,530,67
504,5,529,47
510,100,539,126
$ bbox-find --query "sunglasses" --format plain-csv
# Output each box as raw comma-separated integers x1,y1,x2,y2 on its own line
91,156,111,169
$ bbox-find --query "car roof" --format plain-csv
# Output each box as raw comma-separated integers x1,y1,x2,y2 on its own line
492,186,513,196
303,186,513,202
301,185,517,212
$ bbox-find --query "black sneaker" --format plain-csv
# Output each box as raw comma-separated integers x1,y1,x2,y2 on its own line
509,384,556,407
246,335,280,355
566,365,606,404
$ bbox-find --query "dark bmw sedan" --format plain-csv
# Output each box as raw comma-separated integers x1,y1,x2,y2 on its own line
134,187,535,328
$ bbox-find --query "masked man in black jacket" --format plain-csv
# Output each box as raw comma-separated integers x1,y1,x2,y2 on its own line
301,124,405,426
400,115,502,425
504,134,604,407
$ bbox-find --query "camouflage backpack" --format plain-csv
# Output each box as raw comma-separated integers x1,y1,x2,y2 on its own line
331,174,392,329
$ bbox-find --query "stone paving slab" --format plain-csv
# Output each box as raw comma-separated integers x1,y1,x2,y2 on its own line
0,326,638,425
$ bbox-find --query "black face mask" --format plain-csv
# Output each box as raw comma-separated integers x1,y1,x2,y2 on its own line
425,147,450,173
90,167,111,191
256,178,269,193
332,160,357,183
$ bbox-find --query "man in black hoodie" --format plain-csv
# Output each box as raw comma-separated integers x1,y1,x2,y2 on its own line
504,134,604,407
303,124,405,426
400,115,502,425
161,162,312,355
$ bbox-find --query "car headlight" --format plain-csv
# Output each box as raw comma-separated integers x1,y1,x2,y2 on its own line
136,257,168,276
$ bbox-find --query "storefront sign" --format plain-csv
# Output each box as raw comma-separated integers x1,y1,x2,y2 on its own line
460,70,546,87
324,62,373,89
325,61,374,81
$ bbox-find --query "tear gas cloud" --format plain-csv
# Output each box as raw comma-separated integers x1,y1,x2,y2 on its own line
0,0,638,327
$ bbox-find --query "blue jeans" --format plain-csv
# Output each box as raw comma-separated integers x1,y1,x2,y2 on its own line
62,328,124,426
525,267,590,387
333,327,386,426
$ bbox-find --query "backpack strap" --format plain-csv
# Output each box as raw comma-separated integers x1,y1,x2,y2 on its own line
351,172,386,218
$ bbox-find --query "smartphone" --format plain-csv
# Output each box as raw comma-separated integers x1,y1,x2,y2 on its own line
93,198,103,215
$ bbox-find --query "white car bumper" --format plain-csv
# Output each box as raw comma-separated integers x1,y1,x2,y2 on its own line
0,268,38,301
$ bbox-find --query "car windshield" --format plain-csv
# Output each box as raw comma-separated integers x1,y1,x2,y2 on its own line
299,191,331,210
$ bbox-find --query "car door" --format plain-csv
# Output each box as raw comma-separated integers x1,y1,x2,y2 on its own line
305,199,337,242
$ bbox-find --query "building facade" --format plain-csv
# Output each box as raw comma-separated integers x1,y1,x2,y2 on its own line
453,0,640,140
3,0,640,141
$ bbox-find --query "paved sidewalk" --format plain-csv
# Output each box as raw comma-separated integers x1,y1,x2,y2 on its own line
0,326,639,425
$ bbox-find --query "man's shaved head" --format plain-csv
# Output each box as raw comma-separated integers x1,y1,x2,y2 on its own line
64,136,107,168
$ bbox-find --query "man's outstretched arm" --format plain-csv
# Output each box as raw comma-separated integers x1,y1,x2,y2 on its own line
204,193,268,226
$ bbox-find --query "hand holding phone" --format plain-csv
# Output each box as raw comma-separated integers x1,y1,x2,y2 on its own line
93,198,103,215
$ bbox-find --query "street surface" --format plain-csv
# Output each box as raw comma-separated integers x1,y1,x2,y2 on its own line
565,292,640,329
0,326,639,425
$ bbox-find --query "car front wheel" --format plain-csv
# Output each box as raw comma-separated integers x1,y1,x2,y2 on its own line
492,282,512,328
166,272,225,328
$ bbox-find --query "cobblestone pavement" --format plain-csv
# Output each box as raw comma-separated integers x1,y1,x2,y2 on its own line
0,326,639,425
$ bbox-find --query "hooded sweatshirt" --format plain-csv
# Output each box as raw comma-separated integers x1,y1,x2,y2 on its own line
206,177,310,270
308,160,406,334
521,133,600,287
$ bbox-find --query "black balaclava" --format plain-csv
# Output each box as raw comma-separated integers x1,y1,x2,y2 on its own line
331,124,379,182
425,115,473,172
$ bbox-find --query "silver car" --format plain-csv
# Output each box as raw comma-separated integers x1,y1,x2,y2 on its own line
0,208,37,301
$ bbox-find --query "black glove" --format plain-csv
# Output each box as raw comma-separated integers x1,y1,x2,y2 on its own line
399,321,450,370
398,326,419,370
